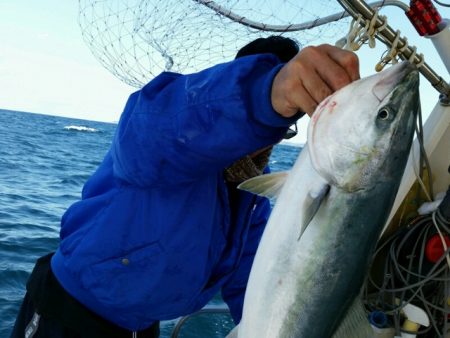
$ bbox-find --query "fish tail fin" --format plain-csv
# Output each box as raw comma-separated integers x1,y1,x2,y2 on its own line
332,297,374,338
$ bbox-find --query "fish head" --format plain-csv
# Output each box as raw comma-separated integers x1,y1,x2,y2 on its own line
308,62,420,192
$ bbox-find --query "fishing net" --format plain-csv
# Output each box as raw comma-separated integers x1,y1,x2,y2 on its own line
78,0,351,88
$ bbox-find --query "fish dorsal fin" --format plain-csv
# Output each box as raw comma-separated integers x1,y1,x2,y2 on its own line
332,297,374,338
237,172,289,199
298,181,330,239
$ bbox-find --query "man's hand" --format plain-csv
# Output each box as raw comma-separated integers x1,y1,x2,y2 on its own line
271,44,360,118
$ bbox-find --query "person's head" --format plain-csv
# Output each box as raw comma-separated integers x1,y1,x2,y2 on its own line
224,36,300,184
235,36,300,140
235,35,299,62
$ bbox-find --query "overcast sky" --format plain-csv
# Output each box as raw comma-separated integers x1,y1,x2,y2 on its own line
0,1,133,123
0,1,448,144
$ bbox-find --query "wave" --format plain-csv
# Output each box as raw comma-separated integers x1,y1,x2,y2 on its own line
63,125,99,133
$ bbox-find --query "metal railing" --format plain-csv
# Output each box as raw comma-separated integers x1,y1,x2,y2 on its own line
337,0,450,97
194,0,409,32
171,305,231,338
195,0,450,97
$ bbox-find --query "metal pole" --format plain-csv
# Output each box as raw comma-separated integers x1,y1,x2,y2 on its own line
194,0,409,32
337,0,450,96
195,0,449,96
170,306,230,338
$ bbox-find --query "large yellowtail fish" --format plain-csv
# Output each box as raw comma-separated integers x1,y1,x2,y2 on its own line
231,62,420,338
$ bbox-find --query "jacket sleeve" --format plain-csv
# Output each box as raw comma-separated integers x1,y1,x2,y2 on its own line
221,195,271,324
111,54,300,187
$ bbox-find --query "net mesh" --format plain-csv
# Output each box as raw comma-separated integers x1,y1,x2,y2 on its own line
78,0,351,88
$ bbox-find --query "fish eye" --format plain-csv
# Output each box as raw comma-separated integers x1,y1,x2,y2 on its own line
377,108,390,120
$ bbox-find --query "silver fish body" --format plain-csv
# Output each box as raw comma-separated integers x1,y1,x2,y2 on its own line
234,62,420,338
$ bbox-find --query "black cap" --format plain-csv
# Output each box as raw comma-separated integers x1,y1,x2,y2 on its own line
235,35,299,62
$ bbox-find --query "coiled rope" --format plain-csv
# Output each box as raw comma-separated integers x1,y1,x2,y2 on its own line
337,9,425,71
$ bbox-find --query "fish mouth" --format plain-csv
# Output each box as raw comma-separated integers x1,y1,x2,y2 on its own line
389,63,420,112
379,63,420,178
361,63,419,190
400,65,420,92
372,62,419,102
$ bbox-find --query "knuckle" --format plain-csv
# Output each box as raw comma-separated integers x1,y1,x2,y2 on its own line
296,61,308,74
301,45,319,58
318,43,332,50
342,52,359,70
284,80,297,95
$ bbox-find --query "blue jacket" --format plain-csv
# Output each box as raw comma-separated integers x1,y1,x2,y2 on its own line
51,54,299,331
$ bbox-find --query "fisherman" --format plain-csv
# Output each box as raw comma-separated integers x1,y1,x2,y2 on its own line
11,36,359,338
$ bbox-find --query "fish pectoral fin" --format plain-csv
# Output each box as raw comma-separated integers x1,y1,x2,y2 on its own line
332,297,374,338
237,172,289,199
298,182,330,239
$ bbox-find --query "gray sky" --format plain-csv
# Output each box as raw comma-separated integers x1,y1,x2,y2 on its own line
0,1,133,123
0,1,448,144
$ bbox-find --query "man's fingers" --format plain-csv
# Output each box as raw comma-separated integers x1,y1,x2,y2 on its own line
292,82,320,117
271,65,318,118
270,44,360,118
302,71,333,110
295,62,333,111
298,45,356,99
308,44,358,92
322,44,360,82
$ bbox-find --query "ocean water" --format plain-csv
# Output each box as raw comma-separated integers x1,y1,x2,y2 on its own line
0,109,302,338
